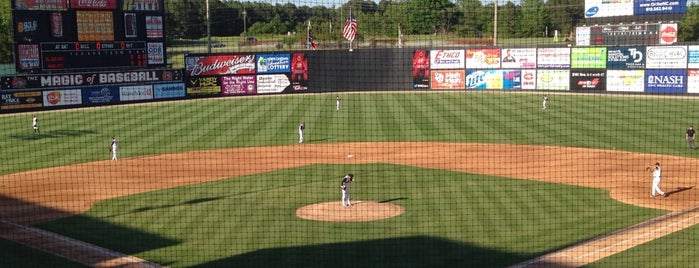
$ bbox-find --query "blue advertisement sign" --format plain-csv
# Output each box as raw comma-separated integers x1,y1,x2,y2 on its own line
82,86,120,104
634,0,686,15
256,54,291,74
607,46,646,69
502,70,522,90
645,69,686,93
154,83,186,99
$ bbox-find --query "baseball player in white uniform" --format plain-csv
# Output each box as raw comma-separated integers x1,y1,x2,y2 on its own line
340,173,354,207
542,95,548,111
298,122,305,143
648,162,665,197
336,96,341,111
32,115,39,133
110,137,118,160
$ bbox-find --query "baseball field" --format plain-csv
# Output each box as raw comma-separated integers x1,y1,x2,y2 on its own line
1,91,699,267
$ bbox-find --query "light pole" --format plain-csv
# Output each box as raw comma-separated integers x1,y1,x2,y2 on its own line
242,9,247,36
493,0,498,46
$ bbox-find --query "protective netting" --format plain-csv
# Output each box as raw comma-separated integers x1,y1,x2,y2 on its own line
1,1,699,267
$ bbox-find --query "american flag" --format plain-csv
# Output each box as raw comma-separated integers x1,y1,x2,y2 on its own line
342,10,357,42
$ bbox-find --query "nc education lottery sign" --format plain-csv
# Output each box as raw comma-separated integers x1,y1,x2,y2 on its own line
256,54,290,74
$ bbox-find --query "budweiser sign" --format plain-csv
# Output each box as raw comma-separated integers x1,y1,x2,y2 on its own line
185,55,256,76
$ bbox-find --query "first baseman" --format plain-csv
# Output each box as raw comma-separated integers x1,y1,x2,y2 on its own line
110,137,118,161
647,162,665,197
340,173,355,207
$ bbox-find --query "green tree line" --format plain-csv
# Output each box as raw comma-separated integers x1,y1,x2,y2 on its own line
2,0,699,63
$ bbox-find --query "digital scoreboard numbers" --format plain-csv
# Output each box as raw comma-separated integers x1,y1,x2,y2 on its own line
41,42,147,71
11,0,166,73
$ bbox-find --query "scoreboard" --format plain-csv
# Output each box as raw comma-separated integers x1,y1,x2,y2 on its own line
12,0,166,73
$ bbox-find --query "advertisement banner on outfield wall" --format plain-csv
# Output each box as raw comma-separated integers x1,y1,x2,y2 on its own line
413,50,430,89
466,49,500,69
256,54,290,74
687,46,699,69
607,46,646,69
634,0,687,15
430,70,465,90
43,89,82,106
606,70,645,92
645,69,686,93
584,0,633,18
0,90,42,110
466,70,502,90
537,48,570,68
576,26,591,46
185,76,220,96
13,0,68,10
1,69,182,90
154,83,185,99
521,69,536,90
537,70,570,90
571,47,607,69
502,70,522,90
120,85,154,101
221,75,256,95
257,74,290,94
570,69,606,91
687,70,699,93
430,50,465,70
185,54,256,76
501,48,536,69
646,46,687,69
82,86,119,104
290,53,309,91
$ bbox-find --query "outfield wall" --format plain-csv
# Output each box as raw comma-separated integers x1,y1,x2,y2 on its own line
2,45,698,113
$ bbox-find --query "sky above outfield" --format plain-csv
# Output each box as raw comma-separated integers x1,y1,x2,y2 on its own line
243,0,699,8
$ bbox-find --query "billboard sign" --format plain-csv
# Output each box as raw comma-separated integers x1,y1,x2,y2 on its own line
607,46,646,69
607,70,645,92
430,50,465,70
185,54,256,76
645,69,686,93
646,46,687,69
430,70,465,90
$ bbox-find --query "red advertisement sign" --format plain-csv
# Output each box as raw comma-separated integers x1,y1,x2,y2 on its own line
185,55,256,76
70,0,117,9
14,0,67,10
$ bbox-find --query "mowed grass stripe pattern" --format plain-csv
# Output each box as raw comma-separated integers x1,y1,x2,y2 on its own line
37,164,663,267
3,92,698,174
1,92,699,267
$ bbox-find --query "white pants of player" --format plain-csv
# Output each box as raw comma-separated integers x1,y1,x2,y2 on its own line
651,178,664,196
298,130,304,143
112,146,118,160
342,189,351,206
336,100,340,111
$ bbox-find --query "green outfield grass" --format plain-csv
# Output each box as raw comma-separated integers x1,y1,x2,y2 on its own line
1,91,698,267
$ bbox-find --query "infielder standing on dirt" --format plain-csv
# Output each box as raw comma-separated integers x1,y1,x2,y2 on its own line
647,162,665,197
32,115,39,133
686,125,696,150
110,137,118,161
340,173,354,207
298,122,305,143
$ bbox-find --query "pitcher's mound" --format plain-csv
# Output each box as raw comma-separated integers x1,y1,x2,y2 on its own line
296,201,405,222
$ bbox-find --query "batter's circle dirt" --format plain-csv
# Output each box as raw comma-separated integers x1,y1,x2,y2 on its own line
296,201,405,222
